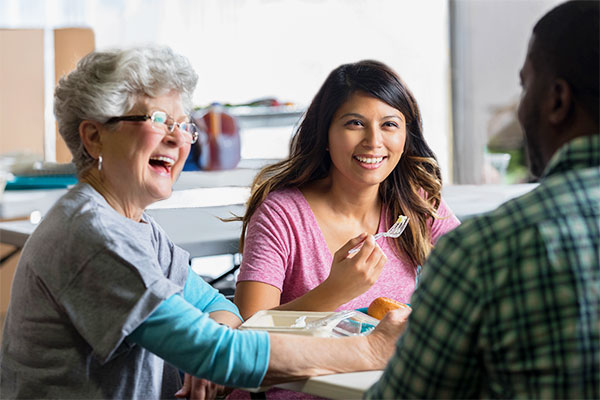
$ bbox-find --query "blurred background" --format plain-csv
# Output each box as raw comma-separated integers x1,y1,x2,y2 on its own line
0,0,563,187
0,0,565,336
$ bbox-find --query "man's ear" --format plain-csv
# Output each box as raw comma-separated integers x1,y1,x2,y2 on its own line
79,120,103,159
548,78,573,125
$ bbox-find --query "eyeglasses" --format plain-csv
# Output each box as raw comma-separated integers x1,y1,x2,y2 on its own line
106,111,199,144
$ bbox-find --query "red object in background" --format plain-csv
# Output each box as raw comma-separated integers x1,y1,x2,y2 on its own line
192,105,241,170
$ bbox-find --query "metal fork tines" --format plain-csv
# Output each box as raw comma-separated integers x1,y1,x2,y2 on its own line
348,215,409,255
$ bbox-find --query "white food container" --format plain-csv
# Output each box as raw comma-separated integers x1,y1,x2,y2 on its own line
240,310,379,337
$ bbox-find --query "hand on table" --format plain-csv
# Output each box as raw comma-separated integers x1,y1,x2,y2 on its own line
175,373,231,400
324,233,387,302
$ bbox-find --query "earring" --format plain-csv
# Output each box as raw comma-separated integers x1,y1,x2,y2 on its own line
98,154,103,172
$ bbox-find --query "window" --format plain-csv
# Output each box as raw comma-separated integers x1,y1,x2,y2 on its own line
1,0,452,180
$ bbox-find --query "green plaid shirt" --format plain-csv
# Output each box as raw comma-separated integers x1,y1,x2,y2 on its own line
366,135,599,399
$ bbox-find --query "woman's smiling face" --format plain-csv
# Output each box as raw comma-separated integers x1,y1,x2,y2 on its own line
327,91,407,189
98,90,191,210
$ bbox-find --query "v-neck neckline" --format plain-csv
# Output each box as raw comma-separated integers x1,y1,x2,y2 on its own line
291,187,385,259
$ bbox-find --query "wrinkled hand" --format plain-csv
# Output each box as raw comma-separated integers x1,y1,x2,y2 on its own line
324,233,387,303
175,373,231,400
366,307,412,368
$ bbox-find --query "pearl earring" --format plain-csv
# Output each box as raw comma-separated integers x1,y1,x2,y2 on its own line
98,154,103,172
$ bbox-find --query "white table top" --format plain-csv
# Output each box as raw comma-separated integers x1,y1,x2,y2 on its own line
0,167,257,220
275,370,382,399
0,219,34,248
0,181,537,220
442,183,537,221
0,204,245,259
146,205,244,257
0,182,538,257
0,188,67,221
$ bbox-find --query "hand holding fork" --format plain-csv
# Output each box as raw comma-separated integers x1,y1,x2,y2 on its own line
348,215,409,256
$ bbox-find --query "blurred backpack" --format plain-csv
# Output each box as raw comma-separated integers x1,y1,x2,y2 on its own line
189,104,241,170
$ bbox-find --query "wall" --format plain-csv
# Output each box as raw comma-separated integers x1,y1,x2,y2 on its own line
0,27,94,162
0,29,45,157
54,27,95,163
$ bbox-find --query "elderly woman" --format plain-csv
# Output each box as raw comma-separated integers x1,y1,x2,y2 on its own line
0,46,410,399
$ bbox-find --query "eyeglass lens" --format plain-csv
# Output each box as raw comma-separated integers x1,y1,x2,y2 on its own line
149,111,198,143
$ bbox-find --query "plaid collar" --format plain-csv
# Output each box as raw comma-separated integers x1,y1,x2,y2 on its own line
542,134,600,179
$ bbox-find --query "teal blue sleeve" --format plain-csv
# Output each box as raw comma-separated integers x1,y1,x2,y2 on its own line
127,294,270,388
183,266,242,321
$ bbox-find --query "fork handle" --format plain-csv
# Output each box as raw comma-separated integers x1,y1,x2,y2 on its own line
348,233,384,255
373,232,385,240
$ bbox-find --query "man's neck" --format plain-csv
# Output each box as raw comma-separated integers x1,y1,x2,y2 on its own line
543,107,598,168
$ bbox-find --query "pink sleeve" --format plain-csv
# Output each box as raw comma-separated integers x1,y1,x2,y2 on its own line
430,196,461,244
236,197,292,291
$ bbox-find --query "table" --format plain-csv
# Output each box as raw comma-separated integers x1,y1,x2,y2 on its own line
442,183,537,220
0,202,246,284
0,220,33,249
0,166,260,221
0,204,245,259
146,205,244,258
0,183,539,253
0,189,68,221
275,370,382,399
0,168,253,256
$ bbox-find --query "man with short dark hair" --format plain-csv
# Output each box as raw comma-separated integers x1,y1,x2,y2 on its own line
366,1,599,398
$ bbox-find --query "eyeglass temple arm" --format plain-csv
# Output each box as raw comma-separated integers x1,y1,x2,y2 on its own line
105,115,150,124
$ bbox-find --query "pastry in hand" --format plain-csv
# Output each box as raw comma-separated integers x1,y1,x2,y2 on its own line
367,297,410,320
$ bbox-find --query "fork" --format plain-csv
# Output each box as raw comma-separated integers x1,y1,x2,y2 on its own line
347,215,409,255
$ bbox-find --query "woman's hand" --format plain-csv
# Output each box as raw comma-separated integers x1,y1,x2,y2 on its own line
175,373,231,400
235,233,388,317
322,233,387,303
364,306,412,368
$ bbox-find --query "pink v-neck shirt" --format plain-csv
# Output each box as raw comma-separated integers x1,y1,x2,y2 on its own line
237,187,460,309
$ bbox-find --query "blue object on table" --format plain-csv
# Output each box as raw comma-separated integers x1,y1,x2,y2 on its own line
5,175,78,190
355,304,411,315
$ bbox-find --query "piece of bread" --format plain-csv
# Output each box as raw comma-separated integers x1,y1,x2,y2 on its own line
367,297,410,320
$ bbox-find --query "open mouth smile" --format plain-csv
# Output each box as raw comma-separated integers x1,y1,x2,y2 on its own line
354,155,385,164
149,155,175,175
353,155,387,168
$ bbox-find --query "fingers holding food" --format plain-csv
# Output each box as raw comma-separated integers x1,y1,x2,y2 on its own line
367,296,411,320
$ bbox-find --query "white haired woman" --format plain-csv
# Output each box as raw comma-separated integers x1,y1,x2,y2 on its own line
0,46,410,399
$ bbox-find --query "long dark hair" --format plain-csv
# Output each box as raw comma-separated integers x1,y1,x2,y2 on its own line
237,60,442,267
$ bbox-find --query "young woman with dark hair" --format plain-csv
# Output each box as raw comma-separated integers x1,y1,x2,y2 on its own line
233,60,460,322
